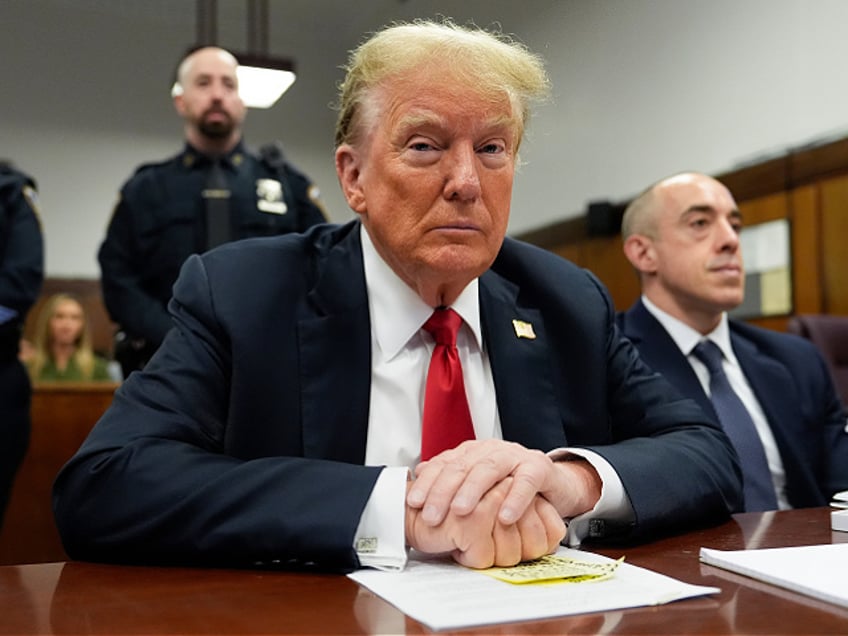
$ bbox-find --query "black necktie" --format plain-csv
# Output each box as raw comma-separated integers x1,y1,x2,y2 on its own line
203,157,231,250
692,340,778,511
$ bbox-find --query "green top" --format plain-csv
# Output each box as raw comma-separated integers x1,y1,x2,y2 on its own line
37,356,113,382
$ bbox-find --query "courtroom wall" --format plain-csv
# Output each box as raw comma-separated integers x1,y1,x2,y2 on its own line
1,1,848,277
517,137,848,328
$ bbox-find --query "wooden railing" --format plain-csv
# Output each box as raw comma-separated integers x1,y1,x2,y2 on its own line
0,382,118,565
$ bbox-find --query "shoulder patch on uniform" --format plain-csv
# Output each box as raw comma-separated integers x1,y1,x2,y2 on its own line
21,184,43,229
132,155,177,176
308,184,329,220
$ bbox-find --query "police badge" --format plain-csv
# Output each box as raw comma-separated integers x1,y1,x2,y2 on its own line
255,179,287,214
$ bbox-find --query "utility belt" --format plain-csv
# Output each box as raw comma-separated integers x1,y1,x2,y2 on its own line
0,320,22,363
113,329,158,377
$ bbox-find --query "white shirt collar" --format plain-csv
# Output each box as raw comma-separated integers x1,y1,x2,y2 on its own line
360,225,483,361
641,295,738,365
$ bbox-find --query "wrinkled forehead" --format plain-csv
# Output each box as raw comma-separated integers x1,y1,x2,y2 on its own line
366,69,522,138
660,175,737,215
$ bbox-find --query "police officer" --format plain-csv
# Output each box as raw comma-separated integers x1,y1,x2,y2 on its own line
99,46,327,377
0,162,44,529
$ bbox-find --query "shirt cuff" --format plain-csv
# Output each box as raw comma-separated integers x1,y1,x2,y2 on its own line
548,447,634,546
353,466,409,570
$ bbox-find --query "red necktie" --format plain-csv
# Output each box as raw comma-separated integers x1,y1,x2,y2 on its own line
421,308,475,461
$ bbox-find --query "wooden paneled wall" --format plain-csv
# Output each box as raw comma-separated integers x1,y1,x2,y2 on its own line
517,137,848,330
820,177,848,314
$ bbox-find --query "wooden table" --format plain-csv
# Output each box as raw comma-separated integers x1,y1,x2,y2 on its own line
1,507,846,634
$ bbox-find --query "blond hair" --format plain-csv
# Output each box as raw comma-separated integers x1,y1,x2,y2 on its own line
28,293,98,380
334,19,550,149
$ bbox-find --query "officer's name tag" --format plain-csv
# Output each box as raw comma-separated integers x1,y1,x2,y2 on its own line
256,178,288,215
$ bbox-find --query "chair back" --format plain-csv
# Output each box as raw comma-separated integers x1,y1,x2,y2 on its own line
787,314,848,405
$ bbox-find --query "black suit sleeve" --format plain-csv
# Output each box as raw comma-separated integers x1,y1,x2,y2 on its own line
54,253,381,571
591,322,744,539
583,276,743,541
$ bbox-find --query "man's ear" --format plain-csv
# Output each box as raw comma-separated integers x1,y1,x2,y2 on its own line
173,94,186,117
335,145,367,214
622,234,658,274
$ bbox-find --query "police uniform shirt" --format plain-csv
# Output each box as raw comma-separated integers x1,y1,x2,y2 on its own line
0,164,44,527
0,165,44,345
98,141,327,347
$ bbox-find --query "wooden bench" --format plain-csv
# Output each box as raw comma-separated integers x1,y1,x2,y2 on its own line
0,382,118,565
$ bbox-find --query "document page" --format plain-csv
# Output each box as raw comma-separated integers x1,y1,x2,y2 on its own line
700,544,848,609
348,547,719,631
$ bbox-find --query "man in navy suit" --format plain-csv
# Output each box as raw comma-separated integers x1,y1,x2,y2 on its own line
54,22,741,572
618,172,848,510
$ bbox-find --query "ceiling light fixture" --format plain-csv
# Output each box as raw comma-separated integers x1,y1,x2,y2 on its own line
186,0,296,109
235,53,296,109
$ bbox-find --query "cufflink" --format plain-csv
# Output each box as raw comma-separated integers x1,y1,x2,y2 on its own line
356,537,378,554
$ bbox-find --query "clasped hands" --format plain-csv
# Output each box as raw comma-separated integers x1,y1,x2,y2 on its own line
404,439,602,569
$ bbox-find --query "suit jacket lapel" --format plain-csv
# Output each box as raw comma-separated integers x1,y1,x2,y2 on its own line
731,333,803,459
298,223,371,464
623,300,717,419
480,271,567,450
731,327,828,506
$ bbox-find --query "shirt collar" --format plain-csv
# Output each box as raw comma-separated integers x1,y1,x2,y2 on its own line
181,140,246,170
641,295,738,364
360,224,483,361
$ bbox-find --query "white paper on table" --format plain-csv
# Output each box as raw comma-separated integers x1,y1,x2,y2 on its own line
700,544,848,609
348,547,719,631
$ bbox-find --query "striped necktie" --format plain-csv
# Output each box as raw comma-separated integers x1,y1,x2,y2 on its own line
692,340,778,511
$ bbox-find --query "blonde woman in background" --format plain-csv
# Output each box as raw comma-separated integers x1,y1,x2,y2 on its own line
27,294,114,382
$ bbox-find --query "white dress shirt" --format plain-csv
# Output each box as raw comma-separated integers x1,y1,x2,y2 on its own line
354,227,632,569
640,296,789,509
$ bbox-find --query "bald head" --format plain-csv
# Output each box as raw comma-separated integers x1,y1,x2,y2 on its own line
622,172,737,240
173,47,239,96
621,172,744,333
171,46,246,154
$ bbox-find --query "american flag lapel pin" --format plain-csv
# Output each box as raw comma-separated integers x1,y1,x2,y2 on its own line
512,319,536,340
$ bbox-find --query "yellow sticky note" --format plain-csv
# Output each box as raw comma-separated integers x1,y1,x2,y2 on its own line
483,555,623,585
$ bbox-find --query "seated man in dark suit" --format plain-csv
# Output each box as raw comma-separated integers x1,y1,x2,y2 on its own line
618,172,848,511
53,22,741,573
